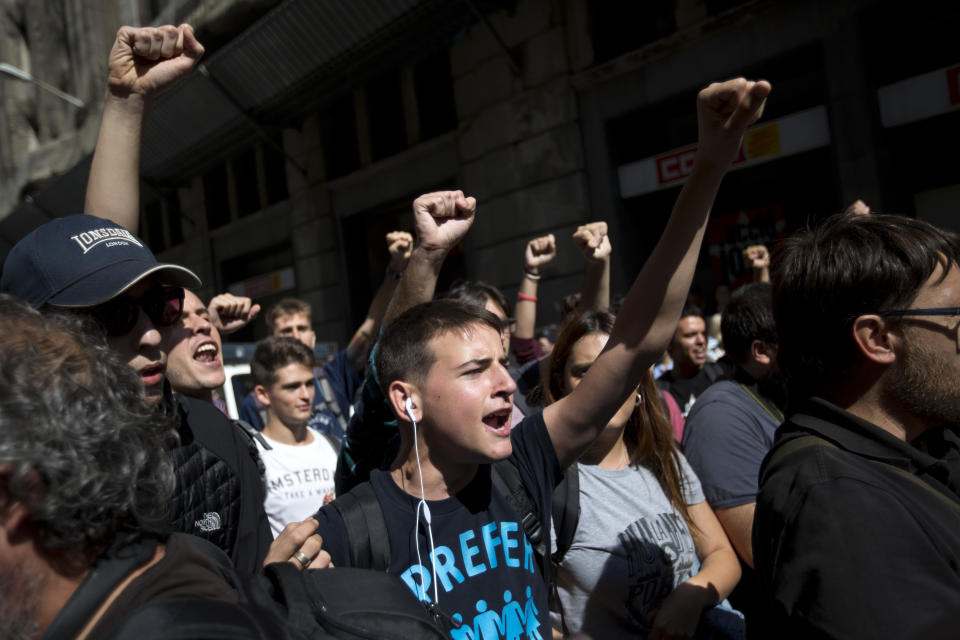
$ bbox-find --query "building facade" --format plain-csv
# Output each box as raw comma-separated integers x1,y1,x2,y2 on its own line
1,0,957,344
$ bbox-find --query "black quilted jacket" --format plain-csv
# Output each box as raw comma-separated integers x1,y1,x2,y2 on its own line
165,392,272,576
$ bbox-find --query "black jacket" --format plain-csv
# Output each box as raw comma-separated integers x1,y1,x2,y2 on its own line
754,398,960,639
165,392,271,576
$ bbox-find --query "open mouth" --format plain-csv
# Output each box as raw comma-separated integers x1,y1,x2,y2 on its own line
193,342,220,364
140,364,163,386
482,408,513,436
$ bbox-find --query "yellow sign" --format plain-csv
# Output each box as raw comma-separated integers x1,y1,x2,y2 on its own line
744,123,781,159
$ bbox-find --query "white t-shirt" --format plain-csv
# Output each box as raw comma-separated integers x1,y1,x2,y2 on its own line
255,427,339,538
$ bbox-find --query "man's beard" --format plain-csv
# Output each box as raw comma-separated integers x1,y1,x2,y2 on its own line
884,333,960,432
0,563,45,640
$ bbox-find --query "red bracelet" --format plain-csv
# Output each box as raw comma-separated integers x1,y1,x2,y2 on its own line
517,293,538,302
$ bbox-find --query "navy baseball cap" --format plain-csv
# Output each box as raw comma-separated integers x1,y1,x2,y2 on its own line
1,214,201,308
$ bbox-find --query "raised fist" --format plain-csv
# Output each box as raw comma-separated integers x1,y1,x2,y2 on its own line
386,230,414,271
411,190,476,254
742,244,770,271
524,234,557,274
696,78,771,168
572,221,612,263
208,292,259,334
107,24,204,99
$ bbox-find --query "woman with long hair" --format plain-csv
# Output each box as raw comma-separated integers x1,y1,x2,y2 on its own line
545,310,741,639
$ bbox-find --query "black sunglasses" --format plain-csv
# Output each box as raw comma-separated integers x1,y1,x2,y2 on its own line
89,286,185,336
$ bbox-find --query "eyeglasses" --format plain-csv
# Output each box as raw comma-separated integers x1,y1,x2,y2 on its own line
88,286,185,336
880,307,960,318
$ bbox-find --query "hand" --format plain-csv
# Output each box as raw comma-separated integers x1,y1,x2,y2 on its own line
645,581,714,640
695,78,771,168
572,222,612,263
208,293,260,334
107,24,204,100
411,190,476,254
386,230,414,272
524,233,557,274
742,244,769,271
844,199,871,215
262,517,334,571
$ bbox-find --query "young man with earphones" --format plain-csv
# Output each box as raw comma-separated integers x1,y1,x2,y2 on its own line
311,80,771,637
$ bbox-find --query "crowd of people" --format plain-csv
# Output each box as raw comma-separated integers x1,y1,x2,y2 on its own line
1,22,959,640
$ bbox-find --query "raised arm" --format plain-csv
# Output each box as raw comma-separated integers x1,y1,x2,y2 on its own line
743,244,770,284
514,233,556,341
85,24,204,232
382,191,476,326
572,221,612,313
545,78,771,468
343,231,413,373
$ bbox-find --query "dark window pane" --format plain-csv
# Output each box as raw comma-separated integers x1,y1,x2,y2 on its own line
589,1,676,64
367,71,406,162
234,147,260,217
415,49,457,140
204,164,230,229
264,135,289,204
322,94,361,179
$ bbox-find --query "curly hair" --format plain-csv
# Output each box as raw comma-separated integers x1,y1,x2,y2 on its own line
0,296,176,559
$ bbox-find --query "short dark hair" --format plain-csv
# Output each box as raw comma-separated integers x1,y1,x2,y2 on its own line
266,298,312,330
0,295,176,560
375,299,502,396
773,212,960,398
679,304,705,323
442,279,510,318
721,283,776,365
251,336,315,387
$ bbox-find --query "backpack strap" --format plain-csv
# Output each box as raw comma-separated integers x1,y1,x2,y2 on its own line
550,464,580,563
332,482,391,571
762,434,960,518
491,460,544,557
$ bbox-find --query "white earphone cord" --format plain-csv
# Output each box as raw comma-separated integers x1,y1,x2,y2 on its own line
407,402,439,607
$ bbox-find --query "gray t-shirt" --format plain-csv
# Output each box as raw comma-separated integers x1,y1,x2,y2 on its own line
681,380,780,509
552,453,705,638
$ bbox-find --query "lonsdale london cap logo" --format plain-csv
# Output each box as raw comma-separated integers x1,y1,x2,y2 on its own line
69,227,144,254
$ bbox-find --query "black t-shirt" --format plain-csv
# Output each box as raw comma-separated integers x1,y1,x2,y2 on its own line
657,361,727,416
315,411,560,639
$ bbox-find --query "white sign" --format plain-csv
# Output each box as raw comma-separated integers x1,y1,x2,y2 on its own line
878,64,960,128
228,266,296,298
618,106,831,198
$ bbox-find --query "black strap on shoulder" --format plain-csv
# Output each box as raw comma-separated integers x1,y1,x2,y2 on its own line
103,598,276,640
42,537,159,640
550,464,580,563
491,460,544,557
332,482,391,571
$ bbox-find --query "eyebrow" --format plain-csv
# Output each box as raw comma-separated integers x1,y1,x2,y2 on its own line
457,357,493,370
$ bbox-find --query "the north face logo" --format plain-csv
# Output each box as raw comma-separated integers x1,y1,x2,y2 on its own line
69,227,143,254
195,512,222,532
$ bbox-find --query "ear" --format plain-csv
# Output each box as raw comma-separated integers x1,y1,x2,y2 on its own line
852,315,897,366
387,381,421,424
750,339,775,366
0,466,36,540
253,384,271,407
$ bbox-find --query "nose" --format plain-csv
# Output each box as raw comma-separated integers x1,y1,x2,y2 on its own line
134,307,162,350
496,361,517,396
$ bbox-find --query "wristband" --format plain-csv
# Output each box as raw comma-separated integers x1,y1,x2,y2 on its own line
523,271,541,281
517,293,538,302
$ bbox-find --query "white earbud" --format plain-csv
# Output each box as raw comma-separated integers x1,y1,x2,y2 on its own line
404,397,416,423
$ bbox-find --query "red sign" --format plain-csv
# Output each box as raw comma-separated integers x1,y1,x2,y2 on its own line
947,66,960,106
656,147,697,185
655,145,748,186
707,204,786,288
